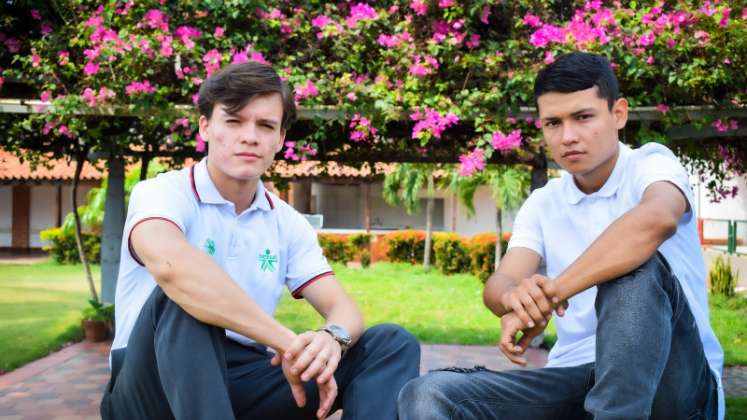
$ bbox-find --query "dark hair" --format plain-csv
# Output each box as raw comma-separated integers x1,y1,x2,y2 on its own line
197,61,297,130
533,52,619,112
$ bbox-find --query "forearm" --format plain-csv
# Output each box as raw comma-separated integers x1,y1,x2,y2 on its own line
145,241,296,352
319,295,365,346
554,202,677,302
483,272,519,317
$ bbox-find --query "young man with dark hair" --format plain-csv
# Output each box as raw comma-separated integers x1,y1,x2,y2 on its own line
399,52,724,419
100,61,420,420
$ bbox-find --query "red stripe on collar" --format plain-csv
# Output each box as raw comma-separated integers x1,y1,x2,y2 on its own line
265,191,275,210
190,165,201,202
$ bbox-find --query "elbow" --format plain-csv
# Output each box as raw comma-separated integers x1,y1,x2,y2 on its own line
644,210,679,242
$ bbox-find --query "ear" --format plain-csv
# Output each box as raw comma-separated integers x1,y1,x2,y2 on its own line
274,129,287,154
612,97,628,130
198,115,210,143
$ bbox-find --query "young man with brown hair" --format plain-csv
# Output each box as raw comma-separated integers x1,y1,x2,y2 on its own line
101,61,420,420
399,52,723,420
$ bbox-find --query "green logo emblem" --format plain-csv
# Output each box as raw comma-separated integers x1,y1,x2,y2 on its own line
204,238,215,256
259,249,278,272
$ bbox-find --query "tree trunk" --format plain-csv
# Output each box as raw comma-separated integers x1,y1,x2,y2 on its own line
423,173,434,270
494,207,503,271
72,144,99,303
140,147,151,181
101,155,125,303
531,146,548,192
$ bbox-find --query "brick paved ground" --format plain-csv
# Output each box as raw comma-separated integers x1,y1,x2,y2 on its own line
0,340,547,420
0,340,743,420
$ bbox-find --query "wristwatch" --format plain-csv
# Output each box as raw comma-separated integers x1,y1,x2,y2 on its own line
317,325,352,358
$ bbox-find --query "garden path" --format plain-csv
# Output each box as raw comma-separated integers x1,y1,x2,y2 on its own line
0,340,743,420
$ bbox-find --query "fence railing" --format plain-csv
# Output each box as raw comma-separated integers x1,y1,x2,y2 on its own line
703,218,747,256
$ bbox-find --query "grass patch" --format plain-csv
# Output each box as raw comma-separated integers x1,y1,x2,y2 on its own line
709,294,747,367
0,260,101,372
727,397,747,420
276,262,556,345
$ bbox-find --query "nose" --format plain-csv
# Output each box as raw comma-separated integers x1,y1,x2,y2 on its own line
239,123,260,146
561,121,580,147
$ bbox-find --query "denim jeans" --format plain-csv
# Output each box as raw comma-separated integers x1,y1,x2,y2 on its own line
100,286,421,420
398,253,719,420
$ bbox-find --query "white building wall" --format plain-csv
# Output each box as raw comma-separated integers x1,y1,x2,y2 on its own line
29,186,57,247
0,186,12,247
691,175,747,240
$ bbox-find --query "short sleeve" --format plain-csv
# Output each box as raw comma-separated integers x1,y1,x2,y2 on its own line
125,177,191,266
284,212,334,299
507,193,545,259
633,143,695,223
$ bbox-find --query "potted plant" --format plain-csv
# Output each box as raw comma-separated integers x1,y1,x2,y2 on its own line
81,300,114,342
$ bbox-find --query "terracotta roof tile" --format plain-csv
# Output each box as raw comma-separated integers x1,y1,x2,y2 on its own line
0,150,104,181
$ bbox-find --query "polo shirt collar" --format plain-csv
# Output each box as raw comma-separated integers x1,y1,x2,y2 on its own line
190,157,275,211
564,142,630,204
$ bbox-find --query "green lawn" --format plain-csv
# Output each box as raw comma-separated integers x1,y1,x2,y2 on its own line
728,398,747,420
0,261,101,372
276,262,556,345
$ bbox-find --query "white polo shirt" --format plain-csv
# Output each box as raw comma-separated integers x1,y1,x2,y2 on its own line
508,142,724,418
111,157,333,353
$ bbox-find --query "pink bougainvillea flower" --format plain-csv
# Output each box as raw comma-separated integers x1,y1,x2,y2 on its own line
410,0,428,15
31,9,40,19
347,92,357,100
480,6,491,24
377,34,401,47
346,3,377,27
647,56,655,64
193,93,199,105
203,49,222,65
466,34,480,48
42,122,56,134
31,54,40,67
409,64,431,77
439,0,453,8
196,134,205,152
84,62,100,75
144,9,169,32
724,58,731,64
40,91,51,102
126,80,157,95
731,120,739,131
458,149,486,176
505,117,517,124
694,31,710,45
637,32,655,46
250,52,270,65
411,109,459,139
544,51,555,64
214,27,224,37
5,38,20,53
523,13,542,27
667,37,675,48
491,129,523,151
656,104,669,114
232,50,249,64
41,21,53,35
59,125,74,138
311,15,333,30
295,80,319,98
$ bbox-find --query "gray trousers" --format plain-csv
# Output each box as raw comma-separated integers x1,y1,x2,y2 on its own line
100,286,420,420
398,253,719,420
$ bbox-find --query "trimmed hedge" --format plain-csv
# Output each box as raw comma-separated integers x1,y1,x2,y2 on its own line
317,232,374,265
40,228,101,265
380,230,511,280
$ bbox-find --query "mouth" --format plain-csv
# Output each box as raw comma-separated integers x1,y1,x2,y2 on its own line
562,150,585,159
235,152,261,161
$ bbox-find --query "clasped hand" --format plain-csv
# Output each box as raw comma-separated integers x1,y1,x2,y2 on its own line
499,275,569,366
270,331,341,420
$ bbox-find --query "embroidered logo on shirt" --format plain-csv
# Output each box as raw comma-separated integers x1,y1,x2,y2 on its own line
204,238,215,256
259,249,278,272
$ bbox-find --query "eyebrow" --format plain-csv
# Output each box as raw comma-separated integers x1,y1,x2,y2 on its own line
541,107,596,121
258,118,281,126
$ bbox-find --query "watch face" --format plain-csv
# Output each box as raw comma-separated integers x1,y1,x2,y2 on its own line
328,325,351,344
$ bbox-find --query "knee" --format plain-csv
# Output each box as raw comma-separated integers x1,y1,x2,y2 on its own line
597,252,674,300
398,373,455,418
367,324,420,357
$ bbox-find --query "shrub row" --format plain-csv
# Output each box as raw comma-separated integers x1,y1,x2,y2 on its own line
40,228,102,265
380,230,511,282
317,233,373,267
